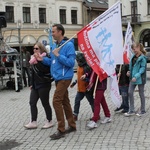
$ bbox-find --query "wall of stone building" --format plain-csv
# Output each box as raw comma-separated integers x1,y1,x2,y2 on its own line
0,0,83,49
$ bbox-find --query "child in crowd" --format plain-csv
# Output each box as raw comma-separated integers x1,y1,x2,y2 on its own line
114,64,129,113
124,42,147,117
70,52,94,121
85,71,111,129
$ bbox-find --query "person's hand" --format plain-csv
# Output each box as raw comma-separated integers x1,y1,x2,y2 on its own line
126,71,130,77
70,83,74,88
53,48,60,57
70,81,76,88
34,53,43,61
80,74,86,80
117,73,121,77
131,77,136,82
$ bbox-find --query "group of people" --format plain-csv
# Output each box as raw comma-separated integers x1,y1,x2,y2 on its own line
24,24,76,140
115,42,147,118
22,23,147,140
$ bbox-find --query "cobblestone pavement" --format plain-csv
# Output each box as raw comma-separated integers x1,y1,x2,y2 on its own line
0,68,150,150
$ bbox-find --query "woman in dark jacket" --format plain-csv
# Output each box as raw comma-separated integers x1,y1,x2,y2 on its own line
24,42,53,129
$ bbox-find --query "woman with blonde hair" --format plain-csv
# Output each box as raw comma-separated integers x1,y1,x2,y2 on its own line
124,42,147,117
24,42,53,129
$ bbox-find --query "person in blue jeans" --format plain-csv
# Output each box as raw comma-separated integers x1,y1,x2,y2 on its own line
124,42,147,117
114,64,129,113
70,52,94,121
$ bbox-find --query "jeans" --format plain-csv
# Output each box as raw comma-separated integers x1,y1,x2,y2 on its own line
53,80,76,132
92,90,110,122
29,86,52,121
128,82,146,113
22,67,31,86
119,86,129,111
73,91,94,116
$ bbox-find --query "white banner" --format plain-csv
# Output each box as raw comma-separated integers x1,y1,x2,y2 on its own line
88,1,123,75
78,1,122,107
123,22,133,64
109,73,121,108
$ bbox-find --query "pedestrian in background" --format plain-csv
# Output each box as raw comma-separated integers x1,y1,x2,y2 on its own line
124,42,147,117
24,42,53,129
86,72,111,129
114,64,129,113
35,24,76,140
21,46,31,87
70,52,94,121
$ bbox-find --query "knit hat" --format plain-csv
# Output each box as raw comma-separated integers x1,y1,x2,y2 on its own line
76,52,86,67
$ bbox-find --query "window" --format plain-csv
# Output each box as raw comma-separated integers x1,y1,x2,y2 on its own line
5,6,14,23
71,10,77,24
131,1,137,15
148,0,150,14
60,9,66,24
23,7,31,23
131,1,137,22
39,8,46,23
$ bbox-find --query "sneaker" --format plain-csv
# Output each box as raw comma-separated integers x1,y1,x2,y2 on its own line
50,130,65,140
124,112,135,117
73,115,78,121
24,121,37,129
42,120,54,129
121,109,128,113
136,112,146,117
101,117,111,124
114,107,123,112
87,120,98,129
65,126,76,134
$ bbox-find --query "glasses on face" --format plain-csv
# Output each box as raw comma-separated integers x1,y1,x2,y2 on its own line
33,47,39,50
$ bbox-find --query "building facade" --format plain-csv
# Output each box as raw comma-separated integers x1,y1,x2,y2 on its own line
0,0,108,53
109,0,150,47
0,0,83,52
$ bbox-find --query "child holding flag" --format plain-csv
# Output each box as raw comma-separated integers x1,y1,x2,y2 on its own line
114,64,129,113
85,72,111,129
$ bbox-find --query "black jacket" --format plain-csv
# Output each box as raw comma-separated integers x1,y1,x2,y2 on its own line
31,61,52,89
116,64,129,86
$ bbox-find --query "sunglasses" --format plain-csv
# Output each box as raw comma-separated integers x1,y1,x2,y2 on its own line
33,47,39,50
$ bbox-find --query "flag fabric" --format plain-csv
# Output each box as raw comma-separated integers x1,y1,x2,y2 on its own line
77,1,123,108
109,73,121,108
123,22,134,64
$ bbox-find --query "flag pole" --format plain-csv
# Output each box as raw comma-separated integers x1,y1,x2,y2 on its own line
117,64,122,83
58,34,77,50
93,75,99,98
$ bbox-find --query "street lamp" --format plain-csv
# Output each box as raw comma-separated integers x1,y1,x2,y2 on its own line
17,20,23,89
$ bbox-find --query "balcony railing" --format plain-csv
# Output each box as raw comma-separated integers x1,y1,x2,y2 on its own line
122,14,141,25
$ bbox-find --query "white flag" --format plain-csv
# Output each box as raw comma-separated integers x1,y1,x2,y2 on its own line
77,1,122,107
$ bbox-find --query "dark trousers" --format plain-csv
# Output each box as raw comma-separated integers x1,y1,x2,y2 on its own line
53,80,76,132
22,67,31,86
119,86,129,111
29,86,52,122
74,91,94,116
